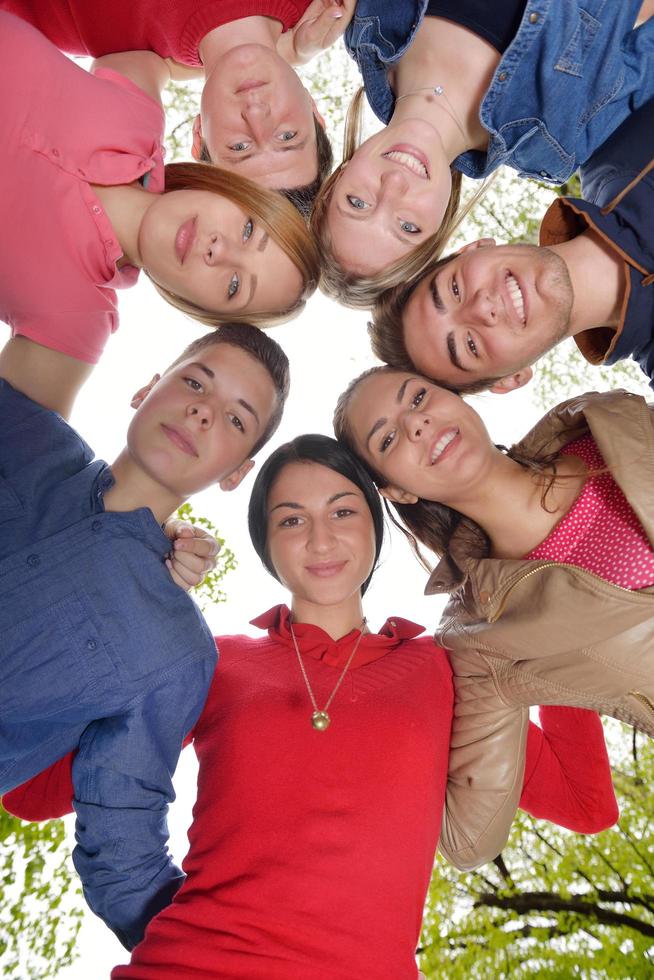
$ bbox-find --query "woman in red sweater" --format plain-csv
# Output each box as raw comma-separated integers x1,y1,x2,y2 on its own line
3,435,617,979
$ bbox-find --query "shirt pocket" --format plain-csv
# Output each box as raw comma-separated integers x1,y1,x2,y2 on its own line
0,591,118,722
554,7,601,77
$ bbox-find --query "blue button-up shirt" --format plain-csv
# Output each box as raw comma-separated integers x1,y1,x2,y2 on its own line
0,379,217,949
345,0,654,184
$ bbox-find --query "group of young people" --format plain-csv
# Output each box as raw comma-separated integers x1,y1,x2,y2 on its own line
1,2,653,978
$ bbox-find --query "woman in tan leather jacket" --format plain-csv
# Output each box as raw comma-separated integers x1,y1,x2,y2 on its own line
334,371,654,872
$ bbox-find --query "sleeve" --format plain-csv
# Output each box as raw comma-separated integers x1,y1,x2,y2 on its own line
439,646,531,872
519,705,618,831
71,661,210,950
1,752,75,821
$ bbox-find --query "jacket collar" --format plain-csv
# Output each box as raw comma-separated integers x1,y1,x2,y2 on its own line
250,604,425,668
425,390,654,596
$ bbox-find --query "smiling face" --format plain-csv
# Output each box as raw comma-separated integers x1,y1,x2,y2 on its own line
403,241,574,389
266,461,377,607
127,344,277,499
138,189,304,317
326,121,452,275
197,45,320,189
344,370,494,504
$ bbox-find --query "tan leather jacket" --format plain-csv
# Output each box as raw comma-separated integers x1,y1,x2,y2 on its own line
428,391,654,872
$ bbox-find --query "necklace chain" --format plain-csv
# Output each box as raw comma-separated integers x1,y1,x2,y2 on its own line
289,618,366,731
395,85,467,143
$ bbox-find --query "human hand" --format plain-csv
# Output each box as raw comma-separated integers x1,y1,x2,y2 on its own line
277,0,355,66
163,520,219,591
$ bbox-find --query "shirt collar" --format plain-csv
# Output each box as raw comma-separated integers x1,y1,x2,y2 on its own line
250,604,425,668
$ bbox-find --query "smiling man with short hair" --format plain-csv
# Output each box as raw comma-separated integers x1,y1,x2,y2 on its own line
370,98,654,394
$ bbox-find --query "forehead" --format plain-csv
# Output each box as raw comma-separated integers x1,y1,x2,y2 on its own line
268,461,363,508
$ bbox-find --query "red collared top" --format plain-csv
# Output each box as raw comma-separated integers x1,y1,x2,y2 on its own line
0,14,165,363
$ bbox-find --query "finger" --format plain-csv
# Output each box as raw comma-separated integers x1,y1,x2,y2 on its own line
171,550,215,575
173,536,219,558
295,5,345,59
164,519,195,541
166,556,208,590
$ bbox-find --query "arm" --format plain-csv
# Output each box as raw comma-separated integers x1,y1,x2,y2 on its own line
71,662,210,949
0,337,92,420
91,51,171,105
519,706,618,831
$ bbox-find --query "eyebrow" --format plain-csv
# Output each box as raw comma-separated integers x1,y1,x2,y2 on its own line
189,361,214,379
237,398,259,426
242,274,257,309
224,137,309,165
446,332,469,372
269,491,358,514
429,274,445,314
257,233,269,253
364,377,413,448
335,204,415,245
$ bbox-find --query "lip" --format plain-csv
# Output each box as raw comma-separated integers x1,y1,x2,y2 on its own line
304,561,348,578
427,427,461,465
161,424,198,457
175,216,197,265
382,143,430,179
235,79,267,94
503,270,528,328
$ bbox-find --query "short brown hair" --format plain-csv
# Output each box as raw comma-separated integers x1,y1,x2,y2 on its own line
148,162,321,328
167,323,290,456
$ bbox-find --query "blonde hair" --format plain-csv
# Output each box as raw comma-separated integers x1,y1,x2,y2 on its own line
149,162,321,328
310,87,483,311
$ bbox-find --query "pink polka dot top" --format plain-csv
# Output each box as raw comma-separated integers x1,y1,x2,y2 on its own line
526,434,654,590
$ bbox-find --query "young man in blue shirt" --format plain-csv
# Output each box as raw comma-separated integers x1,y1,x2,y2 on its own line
0,322,289,950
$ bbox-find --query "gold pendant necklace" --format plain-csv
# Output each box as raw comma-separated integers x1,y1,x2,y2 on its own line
289,618,366,731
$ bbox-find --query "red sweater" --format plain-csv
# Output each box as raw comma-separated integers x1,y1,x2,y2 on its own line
3,607,617,979
2,0,312,65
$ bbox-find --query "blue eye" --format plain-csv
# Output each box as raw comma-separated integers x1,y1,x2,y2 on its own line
243,219,253,242
400,220,420,234
347,195,369,210
229,141,250,152
228,273,239,299
279,131,297,142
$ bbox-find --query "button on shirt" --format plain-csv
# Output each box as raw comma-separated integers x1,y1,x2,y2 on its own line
0,13,165,364
0,379,217,950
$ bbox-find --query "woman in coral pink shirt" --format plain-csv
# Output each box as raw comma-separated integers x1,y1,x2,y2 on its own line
3,435,617,978
0,13,319,417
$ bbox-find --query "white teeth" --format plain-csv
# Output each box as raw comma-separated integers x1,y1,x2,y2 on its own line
430,429,458,464
382,150,428,178
505,273,526,324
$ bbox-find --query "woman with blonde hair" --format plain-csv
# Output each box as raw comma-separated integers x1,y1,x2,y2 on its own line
311,0,654,308
0,13,320,418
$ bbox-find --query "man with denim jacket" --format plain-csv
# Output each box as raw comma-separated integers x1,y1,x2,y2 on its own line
372,96,654,394
346,0,654,185
0,324,289,950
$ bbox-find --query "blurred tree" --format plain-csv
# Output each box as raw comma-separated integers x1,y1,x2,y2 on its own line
0,809,83,978
419,724,654,979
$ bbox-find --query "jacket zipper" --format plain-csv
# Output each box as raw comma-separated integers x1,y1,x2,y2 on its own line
629,690,654,719
488,561,643,623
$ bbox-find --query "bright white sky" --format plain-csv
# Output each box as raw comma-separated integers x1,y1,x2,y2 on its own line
3,41,631,979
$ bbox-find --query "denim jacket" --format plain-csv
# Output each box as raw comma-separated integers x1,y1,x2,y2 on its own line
345,0,654,183
0,380,216,950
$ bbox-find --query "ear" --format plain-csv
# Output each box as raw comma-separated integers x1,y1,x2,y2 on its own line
379,484,419,506
489,366,533,394
130,374,160,409
308,93,326,131
458,238,496,254
219,458,255,493
191,114,203,161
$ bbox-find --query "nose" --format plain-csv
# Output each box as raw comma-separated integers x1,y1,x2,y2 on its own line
186,401,213,428
378,168,409,203
307,519,336,554
204,233,236,267
240,98,273,141
403,412,430,442
469,287,500,327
